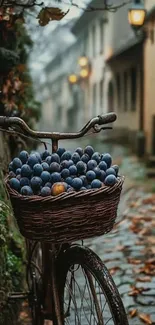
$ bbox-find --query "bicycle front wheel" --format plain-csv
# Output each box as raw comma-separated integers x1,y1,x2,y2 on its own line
57,245,129,325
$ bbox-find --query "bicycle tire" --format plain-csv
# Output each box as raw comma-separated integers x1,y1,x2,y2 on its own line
57,245,129,325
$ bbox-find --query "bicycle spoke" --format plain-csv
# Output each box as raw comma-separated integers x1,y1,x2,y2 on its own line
63,264,115,325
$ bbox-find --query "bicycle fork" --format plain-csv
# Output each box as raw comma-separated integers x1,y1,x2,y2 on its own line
42,243,63,325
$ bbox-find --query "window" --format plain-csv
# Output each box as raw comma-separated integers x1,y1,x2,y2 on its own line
100,79,103,108
130,67,137,110
123,71,128,111
93,83,97,113
92,25,96,57
100,20,104,53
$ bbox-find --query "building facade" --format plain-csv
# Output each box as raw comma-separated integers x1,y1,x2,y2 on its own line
40,0,155,157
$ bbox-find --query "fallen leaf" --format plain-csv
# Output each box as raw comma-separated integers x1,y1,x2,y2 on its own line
128,286,149,296
139,313,152,324
128,258,142,265
148,236,155,245
136,276,151,282
109,266,121,275
129,309,137,318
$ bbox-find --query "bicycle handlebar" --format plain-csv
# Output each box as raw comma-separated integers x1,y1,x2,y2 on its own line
0,112,117,140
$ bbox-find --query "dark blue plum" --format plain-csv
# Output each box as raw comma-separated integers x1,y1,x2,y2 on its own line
67,187,74,193
31,177,42,190
76,161,87,175
65,177,73,186
41,162,49,171
19,151,29,164
50,153,60,164
86,170,96,182
80,187,86,190
9,178,20,192
9,171,16,178
72,178,83,190
27,154,38,167
112,165,119,176
41,171,50,183
91,152,101,164
91,179,102,189
98,161,107,171
75,147,83,157
60,160,70,170
106,168,116,176
16,168,21,175
61,168,70,179
33,152,42,163
71,152,80,164
41,150,51,160
21,164,32,178
68,160,74,167
20,186,33,196
61,151,72,161
100,170,106,182
9,162,14,172
101,153,112,168
50,172,61,184
41,187,51,197
50,162,60,173
16,175,21,181
33,163,43,176
44,182,52,188
45,156,52,165
20,177,30,187
87,160,97,170
81,154,90,164
94,167,101,178
12,158,22,170
104,175,117,186
69,165,77,176
79,175,88,187
57,148,66,157
84,145,94,157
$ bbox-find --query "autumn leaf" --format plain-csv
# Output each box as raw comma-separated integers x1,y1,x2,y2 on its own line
129,309,137,318
38,7,70,26
128,258,142,265
109,266,121,275
139,313,152,324
136,276,151,282
128,286,149,296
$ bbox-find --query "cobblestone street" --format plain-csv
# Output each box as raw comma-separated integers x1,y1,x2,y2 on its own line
85,188,155,324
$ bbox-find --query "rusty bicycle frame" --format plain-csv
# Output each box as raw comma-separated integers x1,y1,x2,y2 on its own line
0,112,117,324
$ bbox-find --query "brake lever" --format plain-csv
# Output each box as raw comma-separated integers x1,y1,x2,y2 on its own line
93,125,113,133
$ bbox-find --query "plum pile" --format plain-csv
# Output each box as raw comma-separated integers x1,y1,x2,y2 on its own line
8,146,120,197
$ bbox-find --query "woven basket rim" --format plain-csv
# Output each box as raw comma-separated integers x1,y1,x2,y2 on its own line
5,176,124,203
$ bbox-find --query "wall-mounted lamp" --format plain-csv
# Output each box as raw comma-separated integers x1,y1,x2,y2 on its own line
128,0,146,31
80,68,89,79
68,74,78,84
78,55,89,67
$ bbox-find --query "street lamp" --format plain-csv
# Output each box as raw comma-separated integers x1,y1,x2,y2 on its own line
78,55,89,67
68,73,78,84
80,68,89,79
128,0,146,31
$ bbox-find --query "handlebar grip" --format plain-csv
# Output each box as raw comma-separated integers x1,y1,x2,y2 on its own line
98,113,117,125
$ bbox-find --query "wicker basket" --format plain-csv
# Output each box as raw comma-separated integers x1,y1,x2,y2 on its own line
6,177,124,243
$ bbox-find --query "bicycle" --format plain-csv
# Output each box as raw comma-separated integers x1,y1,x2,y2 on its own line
0,112,129,325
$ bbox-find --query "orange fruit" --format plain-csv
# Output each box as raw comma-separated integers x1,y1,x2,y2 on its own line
51,182,66,196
